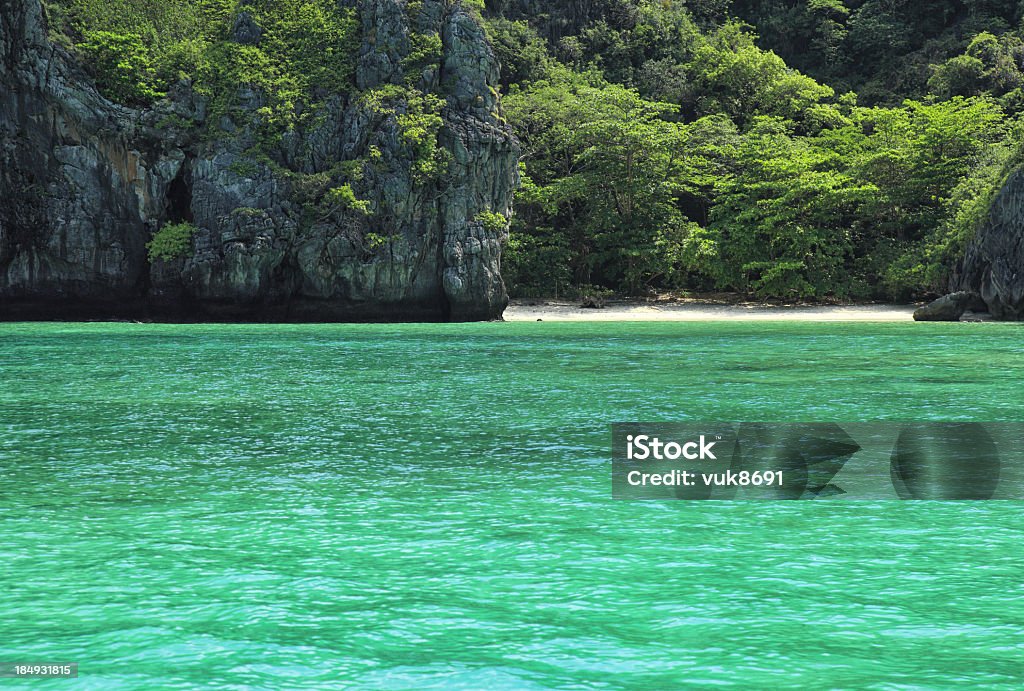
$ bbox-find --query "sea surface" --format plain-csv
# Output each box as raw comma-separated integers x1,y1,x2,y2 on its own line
1,321,1023,689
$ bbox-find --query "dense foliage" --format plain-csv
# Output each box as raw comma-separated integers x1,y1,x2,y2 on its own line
46,0,1024,300
146,222,198,262
49,0,357,120
487,0,1024,300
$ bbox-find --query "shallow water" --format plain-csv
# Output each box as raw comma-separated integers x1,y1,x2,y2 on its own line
1,322,1023,689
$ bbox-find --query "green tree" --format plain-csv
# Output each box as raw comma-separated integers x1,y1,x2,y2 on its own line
506,70,699,294
686,23,834,126
689,117,876,298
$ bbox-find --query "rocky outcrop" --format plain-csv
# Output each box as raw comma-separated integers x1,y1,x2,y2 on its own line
954,166,1024,320
0,0,181,317
913,291,987,322
0,0,519,321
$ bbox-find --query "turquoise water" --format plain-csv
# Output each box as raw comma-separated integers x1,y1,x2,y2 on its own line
1,322,1023,689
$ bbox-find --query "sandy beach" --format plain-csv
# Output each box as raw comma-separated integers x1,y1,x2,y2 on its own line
504,299,919,322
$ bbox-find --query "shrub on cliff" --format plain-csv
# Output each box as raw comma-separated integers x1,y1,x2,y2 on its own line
147,222,197,262
78,31,163,104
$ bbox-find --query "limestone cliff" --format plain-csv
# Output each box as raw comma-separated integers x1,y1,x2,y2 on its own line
955,166,1024,320
0,0,519,321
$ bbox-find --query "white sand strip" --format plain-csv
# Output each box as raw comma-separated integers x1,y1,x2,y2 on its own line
503,301,918,322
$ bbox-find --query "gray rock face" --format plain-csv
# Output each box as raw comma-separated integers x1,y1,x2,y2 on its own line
355,0,410,90
955,167,1024,320
231,12,263,46
0,0,519,321
0,0,185,316
913,291,987,322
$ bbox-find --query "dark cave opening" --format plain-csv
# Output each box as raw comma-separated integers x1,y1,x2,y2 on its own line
166,165,193,224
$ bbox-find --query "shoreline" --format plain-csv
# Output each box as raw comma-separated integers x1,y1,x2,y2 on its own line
504,299,920,322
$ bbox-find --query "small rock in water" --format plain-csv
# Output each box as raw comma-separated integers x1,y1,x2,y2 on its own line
913,291,988,322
